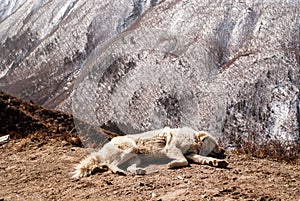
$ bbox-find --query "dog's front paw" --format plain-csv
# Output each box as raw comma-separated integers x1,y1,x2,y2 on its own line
167,160,189,169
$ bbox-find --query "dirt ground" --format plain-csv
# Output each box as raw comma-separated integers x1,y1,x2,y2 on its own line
1,136,299,201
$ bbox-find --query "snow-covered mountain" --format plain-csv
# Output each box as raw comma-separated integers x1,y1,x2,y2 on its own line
0,0,299,143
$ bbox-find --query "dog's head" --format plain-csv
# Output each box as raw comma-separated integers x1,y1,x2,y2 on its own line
197,131,226,159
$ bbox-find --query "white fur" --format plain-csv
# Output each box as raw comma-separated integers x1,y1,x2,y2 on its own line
72,127,228,179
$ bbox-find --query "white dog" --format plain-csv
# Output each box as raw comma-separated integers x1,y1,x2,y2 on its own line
72,127,228,179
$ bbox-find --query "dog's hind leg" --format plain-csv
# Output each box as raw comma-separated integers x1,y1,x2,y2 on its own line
107,164,126,175
126,157,146,175
185,153,228,168
109,152,137,175
164,146,189,169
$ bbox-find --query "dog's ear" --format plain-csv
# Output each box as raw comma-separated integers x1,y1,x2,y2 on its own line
197,132,216,156
198,131,208,142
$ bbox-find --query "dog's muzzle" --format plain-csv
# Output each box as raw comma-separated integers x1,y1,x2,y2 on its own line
208,148,226,159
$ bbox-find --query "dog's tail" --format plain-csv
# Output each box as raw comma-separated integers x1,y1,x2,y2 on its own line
72,153,107,179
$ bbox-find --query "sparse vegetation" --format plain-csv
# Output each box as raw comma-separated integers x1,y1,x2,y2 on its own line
229,135,300,165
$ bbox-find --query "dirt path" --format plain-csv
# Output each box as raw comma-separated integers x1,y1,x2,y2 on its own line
1,137,299,201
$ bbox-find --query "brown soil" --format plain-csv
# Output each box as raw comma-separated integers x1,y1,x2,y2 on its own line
1,91,300,200
1,136,299,201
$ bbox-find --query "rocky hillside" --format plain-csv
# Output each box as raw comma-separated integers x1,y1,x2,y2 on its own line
0,91,123,149
0,0,299,145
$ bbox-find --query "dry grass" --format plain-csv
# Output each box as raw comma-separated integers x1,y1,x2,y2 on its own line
231,137,300,165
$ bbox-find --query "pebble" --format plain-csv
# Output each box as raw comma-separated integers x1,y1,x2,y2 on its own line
178,176,184,180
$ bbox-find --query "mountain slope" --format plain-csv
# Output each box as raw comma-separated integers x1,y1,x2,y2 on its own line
0,0,299,143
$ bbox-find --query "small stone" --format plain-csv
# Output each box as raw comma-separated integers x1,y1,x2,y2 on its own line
178,176,184,180
151,192,157,198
